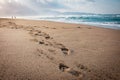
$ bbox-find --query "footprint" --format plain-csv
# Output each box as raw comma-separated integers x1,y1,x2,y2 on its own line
8,22,17,26
46,55,54,61
49,42,70,55
43,33,53,39
43,41,70,55
77,26,81,28
32,31,52,40
48,49,56,55
77,64,88,70
59,63,83,77
3,25,7,27
8,22,12,24
34,32,41,36
34,26,37,27
68,70,82,77
39,40,45,44
76,64,91,72
45,35,51,39
37,49,55,62
88,27,92,29
36,49,44,57
48,49,55,53
30,38,39,42
59,63,70,72
61,47,70,55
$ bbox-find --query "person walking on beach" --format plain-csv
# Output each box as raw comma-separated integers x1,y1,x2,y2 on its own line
11,16,16,19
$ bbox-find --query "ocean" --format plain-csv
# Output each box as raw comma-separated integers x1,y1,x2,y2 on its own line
35,14,120,30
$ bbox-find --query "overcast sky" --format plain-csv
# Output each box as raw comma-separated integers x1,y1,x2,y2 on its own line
0,0,120,16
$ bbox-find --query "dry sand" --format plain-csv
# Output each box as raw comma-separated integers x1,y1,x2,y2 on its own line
0,18,120,80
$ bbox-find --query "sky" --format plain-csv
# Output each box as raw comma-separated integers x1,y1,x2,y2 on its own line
0,0,120,16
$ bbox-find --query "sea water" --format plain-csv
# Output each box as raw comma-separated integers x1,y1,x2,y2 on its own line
37,14,120,30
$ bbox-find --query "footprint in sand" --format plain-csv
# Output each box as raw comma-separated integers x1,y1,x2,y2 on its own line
36,49,44,57
31,30,53,40
42,26,49,29
52,28,56,29
39,40,45,44
60,47,71,55
44,35,51,39
36,49,54,59
88,27,92,29
8,22,17,26
50,42,71,55
77,26,81,28
76,63,91,72
48,49,57,55
40,41,71,55
30,38,39,42
59,63,83,77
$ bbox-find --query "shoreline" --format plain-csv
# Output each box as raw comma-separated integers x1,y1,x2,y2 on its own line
1,18,120,31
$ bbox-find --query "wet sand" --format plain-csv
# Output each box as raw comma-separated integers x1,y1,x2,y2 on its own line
0,18,120,80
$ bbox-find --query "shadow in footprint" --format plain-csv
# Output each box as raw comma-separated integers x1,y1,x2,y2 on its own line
59,63,70,72
45,35,51,39
61,47,69,55
77,26,81,28
68,70,81,77
39,41,44,44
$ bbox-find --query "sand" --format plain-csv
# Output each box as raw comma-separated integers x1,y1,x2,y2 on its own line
0,18,120,80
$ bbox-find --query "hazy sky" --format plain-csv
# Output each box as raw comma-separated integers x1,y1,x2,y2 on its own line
0,0,120,16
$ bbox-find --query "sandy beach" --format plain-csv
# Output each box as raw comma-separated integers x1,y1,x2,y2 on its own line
0,18,120,80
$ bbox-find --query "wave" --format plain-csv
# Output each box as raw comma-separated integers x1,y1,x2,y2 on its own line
35,14,120,29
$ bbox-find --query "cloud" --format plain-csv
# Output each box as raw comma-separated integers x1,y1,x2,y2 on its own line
0,0,94,16
0,0,38,16
0,0,119,16
0,0,95,16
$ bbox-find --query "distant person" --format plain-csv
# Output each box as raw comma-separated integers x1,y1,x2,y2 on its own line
15,16,16,19
11,16,16,19
11,16,13,19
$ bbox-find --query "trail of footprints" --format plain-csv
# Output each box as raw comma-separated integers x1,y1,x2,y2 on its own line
0,21,86,78
59,63,84,78
36,49,84,78
28,28,70,55
0,22,71,56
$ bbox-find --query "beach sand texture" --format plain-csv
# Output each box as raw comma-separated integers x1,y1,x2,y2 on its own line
0,18,120,80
